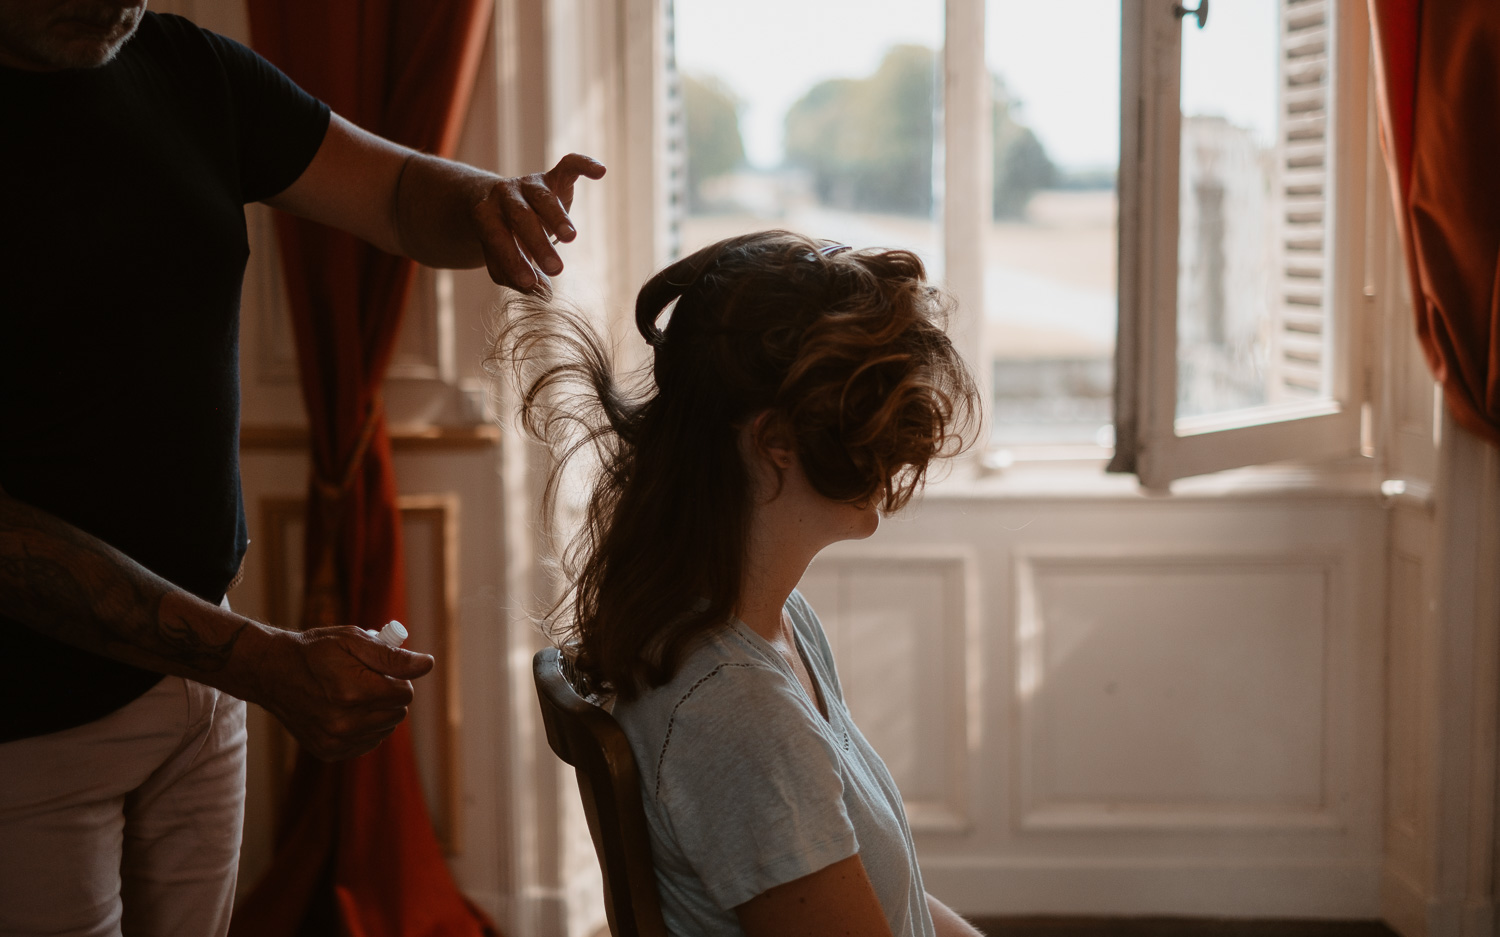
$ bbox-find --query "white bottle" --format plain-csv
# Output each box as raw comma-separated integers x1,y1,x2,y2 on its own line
364,620,409,648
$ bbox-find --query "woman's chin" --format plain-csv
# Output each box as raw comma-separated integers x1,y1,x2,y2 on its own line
848,504,880,540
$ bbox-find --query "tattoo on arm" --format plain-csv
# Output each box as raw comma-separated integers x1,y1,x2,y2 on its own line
0,501,246,674
156,608,248,672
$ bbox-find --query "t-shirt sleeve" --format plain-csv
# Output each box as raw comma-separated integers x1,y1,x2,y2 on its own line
198,25,331,203
653,663,859,910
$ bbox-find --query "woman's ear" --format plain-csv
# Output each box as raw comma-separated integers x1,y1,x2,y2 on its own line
749,411,795,469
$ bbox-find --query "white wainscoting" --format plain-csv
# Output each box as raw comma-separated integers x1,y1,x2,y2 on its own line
801,484,1387,919
1014,550,1338,833
800,548,980,833
1382,503,1432,936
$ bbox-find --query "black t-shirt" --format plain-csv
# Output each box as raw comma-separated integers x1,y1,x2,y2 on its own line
0,13,329,741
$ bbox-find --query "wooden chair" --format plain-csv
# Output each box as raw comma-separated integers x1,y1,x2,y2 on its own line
533,646,669,937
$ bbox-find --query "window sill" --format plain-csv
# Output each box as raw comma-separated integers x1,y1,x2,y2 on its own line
921,452,1385,503
240,422,501,452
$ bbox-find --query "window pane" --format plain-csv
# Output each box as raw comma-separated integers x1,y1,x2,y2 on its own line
984,0,1120,448
1176,0,1333,422
672,1,943,270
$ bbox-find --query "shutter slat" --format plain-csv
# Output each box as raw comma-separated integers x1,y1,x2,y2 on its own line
1270,0,1333,402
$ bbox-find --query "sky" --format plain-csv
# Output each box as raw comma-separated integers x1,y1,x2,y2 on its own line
675,0,1280,172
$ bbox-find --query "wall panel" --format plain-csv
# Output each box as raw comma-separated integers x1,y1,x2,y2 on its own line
1016,553,1334,831
806,488,1386,919
802,550,978,832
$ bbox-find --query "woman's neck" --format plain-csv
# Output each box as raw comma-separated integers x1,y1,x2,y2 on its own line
736,502,819,641
735,518,816,641
731,419,881,640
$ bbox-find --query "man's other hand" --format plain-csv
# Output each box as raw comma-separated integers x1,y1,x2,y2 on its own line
251,626,435,761
473,153,607,292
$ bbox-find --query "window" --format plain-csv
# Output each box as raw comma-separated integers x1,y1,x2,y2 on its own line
982,1,1121,454
670,1,943,267
663,0,1369,485
1111,0,1369,488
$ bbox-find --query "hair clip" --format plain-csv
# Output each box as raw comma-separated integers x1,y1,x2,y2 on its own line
800,242,852,263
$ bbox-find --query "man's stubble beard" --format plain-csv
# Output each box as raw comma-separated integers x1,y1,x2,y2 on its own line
0,1,146,71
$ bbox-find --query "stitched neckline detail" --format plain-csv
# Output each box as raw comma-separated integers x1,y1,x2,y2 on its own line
654,662,759,800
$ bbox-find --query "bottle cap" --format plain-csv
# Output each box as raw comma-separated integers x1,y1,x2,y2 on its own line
376,620,408,648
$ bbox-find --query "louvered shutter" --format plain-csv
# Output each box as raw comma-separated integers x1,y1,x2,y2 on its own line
1270,0,1332,402
663,0,686,258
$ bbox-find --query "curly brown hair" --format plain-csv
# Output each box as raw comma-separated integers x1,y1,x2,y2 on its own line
491,230,979,699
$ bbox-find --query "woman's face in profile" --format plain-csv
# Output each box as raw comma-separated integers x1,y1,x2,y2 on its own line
780,459,882,546
831,495,881,542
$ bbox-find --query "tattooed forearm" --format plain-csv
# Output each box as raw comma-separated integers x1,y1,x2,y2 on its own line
156,610,248,672
0,493,249,677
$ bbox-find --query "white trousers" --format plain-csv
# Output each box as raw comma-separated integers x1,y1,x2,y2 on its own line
0,675,248,937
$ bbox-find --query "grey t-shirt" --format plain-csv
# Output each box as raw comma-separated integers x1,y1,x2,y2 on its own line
613,591,935,937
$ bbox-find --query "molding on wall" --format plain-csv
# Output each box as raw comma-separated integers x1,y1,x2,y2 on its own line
1382,867,1434,937
256,494,465,856
241,423,500,452
399,493,465,857
923,857,1384,919
805,544,980,834
1012,548,1345,835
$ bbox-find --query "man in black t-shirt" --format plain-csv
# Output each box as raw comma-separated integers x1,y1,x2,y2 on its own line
0,2,604,934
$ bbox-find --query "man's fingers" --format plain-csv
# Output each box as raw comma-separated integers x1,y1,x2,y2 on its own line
347,706,409,738
295,698,412,760
545,154,606,214
502,185,564,275
475,201,542,291
346,638,435,681
386,647,435,679
472,154,603,290
311,728,394,761
520,177,575,244
549,153,607,183
481,236,547,294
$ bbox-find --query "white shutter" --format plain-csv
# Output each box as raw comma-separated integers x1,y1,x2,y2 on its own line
1270,0,1333,402
1114,0,1365,489
663,0,686,259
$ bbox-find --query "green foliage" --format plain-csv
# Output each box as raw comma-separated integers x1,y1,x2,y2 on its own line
992,78,1057,219
683,73,747,211
783,45,1057,219
785,45,937,215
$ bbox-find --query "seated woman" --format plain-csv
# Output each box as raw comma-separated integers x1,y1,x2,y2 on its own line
495,230,982,937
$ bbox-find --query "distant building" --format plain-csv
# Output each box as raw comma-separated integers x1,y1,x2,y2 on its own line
1176,115,1276,418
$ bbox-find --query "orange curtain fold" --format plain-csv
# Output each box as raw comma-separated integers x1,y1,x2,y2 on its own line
229,2,496,935
1369,0,1500,446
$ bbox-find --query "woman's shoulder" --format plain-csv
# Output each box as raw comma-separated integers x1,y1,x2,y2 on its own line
618,623,789,723
613,622,826,778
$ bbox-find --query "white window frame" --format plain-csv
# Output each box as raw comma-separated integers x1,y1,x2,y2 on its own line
941,0,991,405
648,0,1373,492
1110,0,1373,490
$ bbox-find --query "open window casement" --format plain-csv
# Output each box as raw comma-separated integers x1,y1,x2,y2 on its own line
1110,0,1370,490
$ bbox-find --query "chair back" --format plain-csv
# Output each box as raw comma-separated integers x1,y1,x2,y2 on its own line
533,646,669,937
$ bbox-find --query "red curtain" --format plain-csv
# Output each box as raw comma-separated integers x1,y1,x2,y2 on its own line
230,3,497,936
1368,0,1500,445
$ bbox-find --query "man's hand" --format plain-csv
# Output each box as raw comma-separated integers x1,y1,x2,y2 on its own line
244,625,435,761
0,487,435,761
472,153,607,292
265,114,606,292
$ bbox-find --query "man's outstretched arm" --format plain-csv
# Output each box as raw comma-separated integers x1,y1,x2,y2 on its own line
264,113,607,293
0,483,432,760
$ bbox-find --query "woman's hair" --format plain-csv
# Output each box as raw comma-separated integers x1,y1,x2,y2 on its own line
490,230,979,699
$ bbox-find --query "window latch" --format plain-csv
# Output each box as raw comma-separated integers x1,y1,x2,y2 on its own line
1174,0,1209,29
